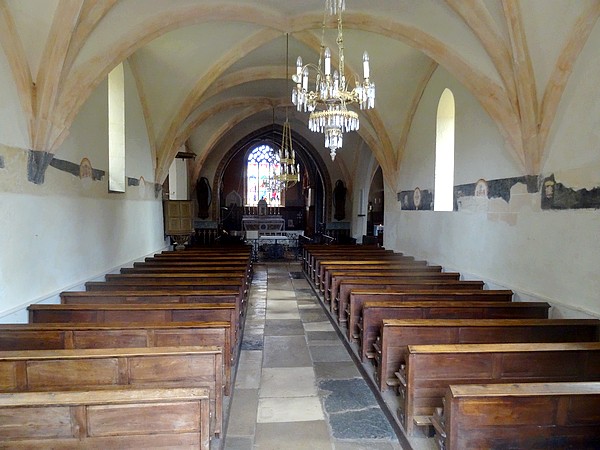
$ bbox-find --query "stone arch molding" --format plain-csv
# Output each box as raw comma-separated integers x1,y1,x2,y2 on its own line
1,2,598,182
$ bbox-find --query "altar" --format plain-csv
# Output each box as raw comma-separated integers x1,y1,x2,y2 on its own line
241,215,285,233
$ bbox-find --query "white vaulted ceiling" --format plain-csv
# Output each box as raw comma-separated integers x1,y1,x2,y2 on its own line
1,0,598,188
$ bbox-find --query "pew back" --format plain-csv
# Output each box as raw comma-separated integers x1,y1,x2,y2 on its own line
0,387,211,449
0,346,224,436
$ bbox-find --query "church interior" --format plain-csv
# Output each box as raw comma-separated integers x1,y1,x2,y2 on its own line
1,1,600,449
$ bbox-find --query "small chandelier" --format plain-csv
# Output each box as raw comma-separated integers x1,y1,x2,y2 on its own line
274,118,300,190
292,0,375,161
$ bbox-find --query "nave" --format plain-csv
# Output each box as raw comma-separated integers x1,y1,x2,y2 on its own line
224,261,403,450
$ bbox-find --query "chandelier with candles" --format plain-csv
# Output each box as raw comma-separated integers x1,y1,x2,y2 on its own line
291,0,375,161
273,117,299,190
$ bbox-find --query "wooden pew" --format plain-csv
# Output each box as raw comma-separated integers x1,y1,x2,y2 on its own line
105,272,247,283
315,257,423,287
337,280,485,325
63,290,240,303
356,290,514,358
322,265,444,298
61,290,243,334
302,245,392,275
120,264,249,274
326,271,459,304
0,387,211,449
430,382,600,450
369,301,551,391
305,249,398,281
61,289,241,307
0,346,224,436
0,321,233,395
86,278,244,292
137,256,250,265
400,342,600,438
28,303,240,359
160,246,251,255
309,249,404,282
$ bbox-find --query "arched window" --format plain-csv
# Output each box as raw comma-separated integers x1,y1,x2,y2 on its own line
108,63,125,193
246,144,281,207
434,88,455,211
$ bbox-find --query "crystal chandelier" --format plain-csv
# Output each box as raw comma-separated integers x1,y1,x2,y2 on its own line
274,117,300,190
291,0,375,161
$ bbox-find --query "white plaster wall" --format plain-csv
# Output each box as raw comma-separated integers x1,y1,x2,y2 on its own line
399,66,520,192
386,198,600,318
386,63,600,319
0,67,166,321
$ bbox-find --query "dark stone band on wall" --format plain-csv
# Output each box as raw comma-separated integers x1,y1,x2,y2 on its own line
397,174,600,211
27,150,55,184
49,158,105,181
397,188,433,210
542,174,600,210
455,175,539,205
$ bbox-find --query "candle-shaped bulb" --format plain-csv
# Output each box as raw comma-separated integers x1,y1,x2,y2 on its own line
296,56,303,77
324,47,331,75
363,51,370,79
302,67,309,90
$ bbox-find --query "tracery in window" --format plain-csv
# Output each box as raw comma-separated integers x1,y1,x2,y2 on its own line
246,144,281,207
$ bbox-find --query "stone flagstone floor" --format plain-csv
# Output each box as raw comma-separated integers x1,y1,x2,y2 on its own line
223,262,403,450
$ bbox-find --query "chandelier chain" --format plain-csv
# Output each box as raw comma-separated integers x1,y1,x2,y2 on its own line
291,0,375,161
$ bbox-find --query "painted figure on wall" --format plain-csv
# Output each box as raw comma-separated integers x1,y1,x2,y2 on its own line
333,180,347,221
196,177,212,219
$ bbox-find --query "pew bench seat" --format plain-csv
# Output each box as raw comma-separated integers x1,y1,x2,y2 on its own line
0,387,211,449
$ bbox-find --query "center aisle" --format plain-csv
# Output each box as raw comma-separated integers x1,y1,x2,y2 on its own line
224,261,403,450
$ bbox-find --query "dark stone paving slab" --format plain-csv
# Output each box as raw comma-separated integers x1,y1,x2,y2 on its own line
289,271,306,279
319,379,379,413
333,440,400,450
241,333,264,350
328,408,396,440
264,319,305,336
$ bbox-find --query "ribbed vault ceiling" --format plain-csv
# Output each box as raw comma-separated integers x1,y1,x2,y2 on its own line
2,0,599,189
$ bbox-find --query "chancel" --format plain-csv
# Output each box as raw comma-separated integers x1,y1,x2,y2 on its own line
1,1,600,449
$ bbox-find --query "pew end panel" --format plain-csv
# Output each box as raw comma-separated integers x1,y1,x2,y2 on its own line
432,382,600,450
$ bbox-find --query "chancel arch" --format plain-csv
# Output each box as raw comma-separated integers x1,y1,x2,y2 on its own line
210,124,332,237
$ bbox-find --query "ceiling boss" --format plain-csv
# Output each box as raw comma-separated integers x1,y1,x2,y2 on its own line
292,0,375,161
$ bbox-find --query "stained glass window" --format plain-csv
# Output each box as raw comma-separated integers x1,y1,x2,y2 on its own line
246,144,281,207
